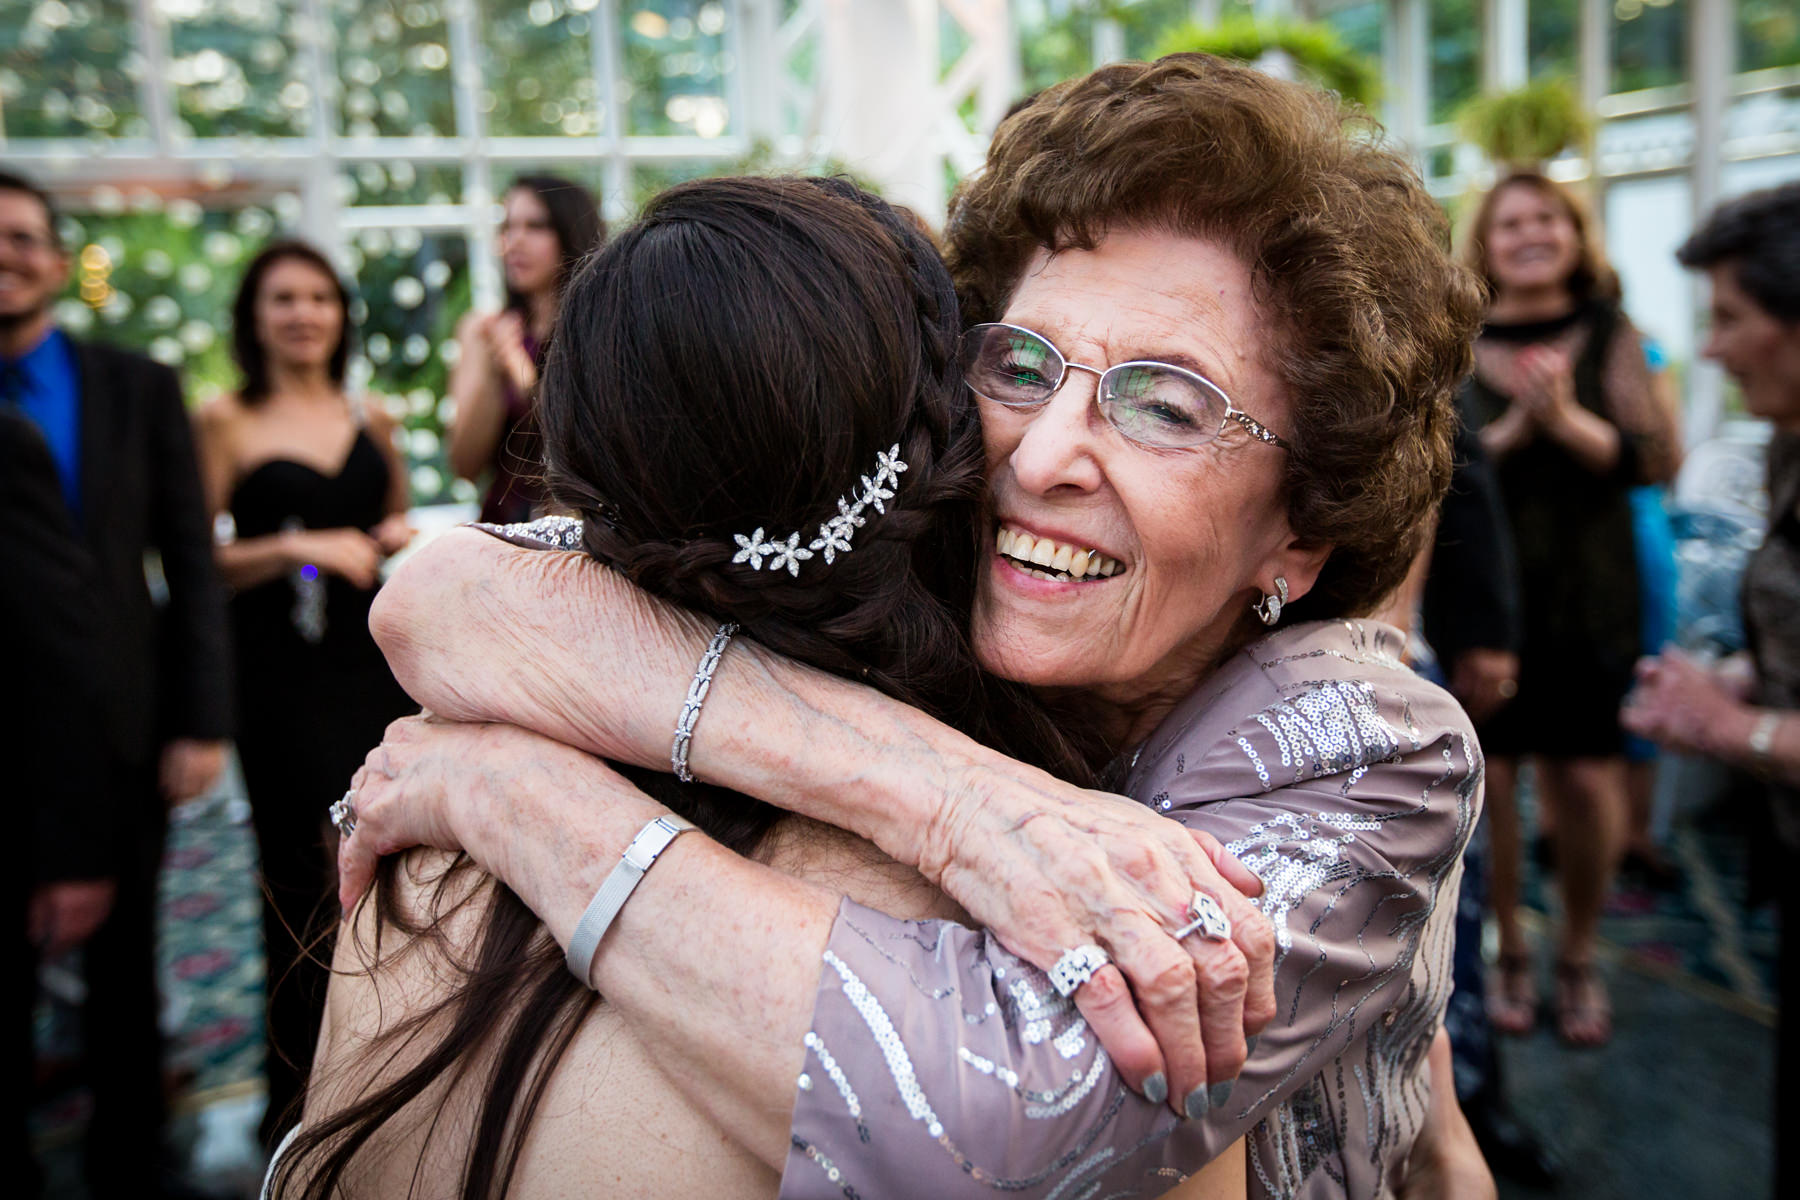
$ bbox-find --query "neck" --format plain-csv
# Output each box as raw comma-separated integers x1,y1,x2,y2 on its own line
526,289,556,339
1488,285,1578,324
1083,628,1245,752
264,359,341,402
0,308,54,359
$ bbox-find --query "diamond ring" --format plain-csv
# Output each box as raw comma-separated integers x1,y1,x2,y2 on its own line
1048,943,1111,998
329,790,357,838
1174,892,1232,942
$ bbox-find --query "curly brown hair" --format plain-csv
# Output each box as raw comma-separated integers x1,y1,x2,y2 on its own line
1461,169,1621,305
946,53,1486,623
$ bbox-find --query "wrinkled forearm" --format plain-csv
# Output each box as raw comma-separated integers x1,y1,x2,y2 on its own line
370,527,980,863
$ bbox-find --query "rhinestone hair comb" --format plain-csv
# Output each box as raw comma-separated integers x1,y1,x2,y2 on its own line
731,444,907,578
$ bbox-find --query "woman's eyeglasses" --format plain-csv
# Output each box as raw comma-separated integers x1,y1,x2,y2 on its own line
958,322,1289,451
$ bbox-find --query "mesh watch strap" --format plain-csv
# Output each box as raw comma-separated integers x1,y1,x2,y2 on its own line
565,814,697,984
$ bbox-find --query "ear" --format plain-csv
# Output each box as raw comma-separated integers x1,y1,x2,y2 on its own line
1259,533,1332,607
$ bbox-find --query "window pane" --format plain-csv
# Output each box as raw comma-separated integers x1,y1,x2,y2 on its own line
1430,0,1481,123
1322,2,1385,67
1014,0,1095,94
1739,0,1800,73
350,230,470,505
480,0,600,137
334,0,456,138
0,0,142,139
622,1,732,137
340,162,463,208
1612,0,1687,94
167,0,312,138
58,198,295,398
1529,0,1578,80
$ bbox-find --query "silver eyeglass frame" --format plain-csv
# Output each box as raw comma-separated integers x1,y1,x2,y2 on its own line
959,321,1290,450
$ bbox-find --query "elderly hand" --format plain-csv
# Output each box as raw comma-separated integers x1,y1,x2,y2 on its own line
1623,650,1756,758
921,757,1277,1113
338,715,510,911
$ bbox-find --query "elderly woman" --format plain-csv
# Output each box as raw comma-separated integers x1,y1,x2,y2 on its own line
338,56,1486,1197
1624,180,1800,1196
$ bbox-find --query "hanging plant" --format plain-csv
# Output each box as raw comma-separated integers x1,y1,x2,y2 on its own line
1456,79,1593,169
1151,16,1382,109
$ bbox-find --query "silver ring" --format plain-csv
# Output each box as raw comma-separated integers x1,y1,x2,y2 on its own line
1175,892,1232,943
1048,943,1110,998
329,790,357,838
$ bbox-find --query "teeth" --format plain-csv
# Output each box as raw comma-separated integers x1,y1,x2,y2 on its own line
995,524,1124,580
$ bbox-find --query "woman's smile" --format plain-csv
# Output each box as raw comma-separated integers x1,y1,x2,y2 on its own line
994,521,1127,584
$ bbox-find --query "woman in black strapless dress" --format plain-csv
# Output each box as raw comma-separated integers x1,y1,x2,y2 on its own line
192,240,415,1143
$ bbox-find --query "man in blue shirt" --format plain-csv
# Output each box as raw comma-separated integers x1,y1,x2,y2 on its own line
2,169,234,1199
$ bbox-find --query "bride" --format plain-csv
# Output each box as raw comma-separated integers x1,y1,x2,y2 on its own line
272,174,1252,1198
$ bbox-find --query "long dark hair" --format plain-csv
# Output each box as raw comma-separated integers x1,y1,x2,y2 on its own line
276,176,1099,1198
500,174,604,315
230,239,353,406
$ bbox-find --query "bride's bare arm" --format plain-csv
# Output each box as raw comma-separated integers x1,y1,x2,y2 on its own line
363,529,1276,1110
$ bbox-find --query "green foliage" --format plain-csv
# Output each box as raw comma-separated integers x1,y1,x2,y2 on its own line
1457,79,1592,167
1429,0,1481,124
1151,16,1381,108
1740,0,1800,73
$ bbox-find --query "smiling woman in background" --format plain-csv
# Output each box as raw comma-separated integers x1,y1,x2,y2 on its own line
1460,172,1680,1048
191,240,417,1145
446,175,603,524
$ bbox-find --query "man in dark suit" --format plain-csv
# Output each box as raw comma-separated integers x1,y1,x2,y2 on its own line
1,170,234,1197
3,410,118,1197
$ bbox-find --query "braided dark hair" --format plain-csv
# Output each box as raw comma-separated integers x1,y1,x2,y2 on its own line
280,176,1098,1199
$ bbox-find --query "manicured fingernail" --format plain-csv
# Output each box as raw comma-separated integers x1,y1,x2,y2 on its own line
1143,1072,1168,1105
1245,1035,1259,1057
1184,1086,1210,1120
1209,1079,1234,1109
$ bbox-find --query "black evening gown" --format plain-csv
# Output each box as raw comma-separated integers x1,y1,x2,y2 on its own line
227,429,414,1141
1464,302,1642,758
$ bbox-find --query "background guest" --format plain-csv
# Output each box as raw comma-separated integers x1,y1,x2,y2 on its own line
3,409,116,1199
0,169,233,1199
1420,402,1559,1187
192,239,417,1145
1624,179,1800,1196
1460,170,1679,1047
446,174,603,524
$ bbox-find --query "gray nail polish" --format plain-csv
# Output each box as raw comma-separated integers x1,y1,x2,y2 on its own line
1143,1072,1168,1105
1245,1035,1259,1057
1184,1086,1210,1120
1209,1079,1234,1109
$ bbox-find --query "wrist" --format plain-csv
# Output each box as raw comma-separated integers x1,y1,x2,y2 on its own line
1706,703,1762,762
279,527,312,568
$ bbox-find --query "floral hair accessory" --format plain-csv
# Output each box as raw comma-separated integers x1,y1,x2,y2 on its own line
731,444,907,578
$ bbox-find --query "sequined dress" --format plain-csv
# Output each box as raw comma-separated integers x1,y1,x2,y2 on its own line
775,620,1479,1200
477,518,1479,1199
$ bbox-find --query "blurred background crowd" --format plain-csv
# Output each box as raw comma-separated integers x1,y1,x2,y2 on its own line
3,1,1798,1197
